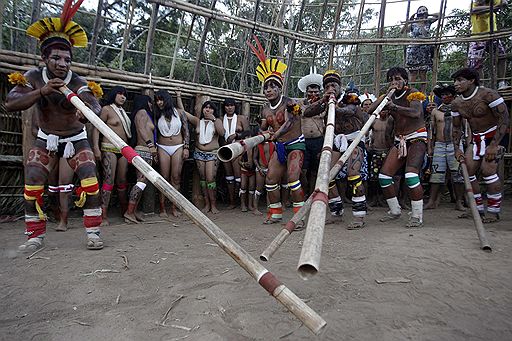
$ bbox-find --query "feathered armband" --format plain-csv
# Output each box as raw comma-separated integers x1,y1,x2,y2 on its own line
407,91,426,102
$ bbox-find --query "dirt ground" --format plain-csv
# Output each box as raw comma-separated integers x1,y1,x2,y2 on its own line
1,200,511,341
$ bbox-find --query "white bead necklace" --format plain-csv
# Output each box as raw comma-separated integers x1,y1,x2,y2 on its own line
269,96,283,110
461,86,479,101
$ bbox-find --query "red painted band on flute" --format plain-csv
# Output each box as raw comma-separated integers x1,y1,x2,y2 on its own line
284,221,296,233
258,272,282,294
121,146,139,164
66,91,77,102
311,190,328,205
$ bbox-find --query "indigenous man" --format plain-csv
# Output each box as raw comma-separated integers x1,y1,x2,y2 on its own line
305,73,368,229
372,67,427,227
248,37,305,224
451,67,509,222
425,84,465,210
5,1,104,251
468,0,510,90
124,94,156,223
92,86,131,226
297,68,325,197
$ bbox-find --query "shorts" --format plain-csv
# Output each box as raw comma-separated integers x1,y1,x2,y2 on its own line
303,136,323,170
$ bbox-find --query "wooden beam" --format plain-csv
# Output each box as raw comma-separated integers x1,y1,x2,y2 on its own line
144,2,160,75
327,0,345,68
284,0,306,94
119,0,136,70
88,0,104,65
192,0,217,83
374,0,387,95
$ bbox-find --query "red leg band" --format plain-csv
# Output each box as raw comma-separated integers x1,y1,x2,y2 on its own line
25,220,46,238
84,215,102,228
102,183,114,191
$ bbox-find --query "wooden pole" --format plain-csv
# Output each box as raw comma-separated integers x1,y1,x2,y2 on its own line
374,0,387,95
144,3,160,75
119,0,136,70
296,95,336,279
28,0,41,54
192,0,217,83
169,12,185,79
88,0,104,65
431,0,447,89
218,133,270,163
351,0,366,85
327,0,345,68
0,0,4,50
489,0,496,88
284,0,306,94
459,160,492,252
311,0,328,66
59,85,327,335
260,89,395,262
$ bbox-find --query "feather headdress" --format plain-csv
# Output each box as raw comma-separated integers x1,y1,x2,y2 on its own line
247,35,287,87
26,0,87,53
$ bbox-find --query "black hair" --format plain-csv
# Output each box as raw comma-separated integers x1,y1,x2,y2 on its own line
154,90,176,120
200,101,219,119
129,94,153,147
103,86,127,106
386,67,409,82
306,84,321,90
223,98,236,106
451,68,480,86
41,38,72,59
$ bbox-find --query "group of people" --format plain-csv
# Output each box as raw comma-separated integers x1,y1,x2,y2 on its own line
4,0,510,253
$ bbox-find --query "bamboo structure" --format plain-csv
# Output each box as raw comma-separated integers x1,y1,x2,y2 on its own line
60,85,327,334
260,90,395,262
459,160,492,252
297,95,336,280
218,133,270,163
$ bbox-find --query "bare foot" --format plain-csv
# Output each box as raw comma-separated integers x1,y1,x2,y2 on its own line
252,209,263,216
241,205,248,212
124,212,139,224
263,218,282,225
54,221,68,232
100,219,110,227
201,206,211,214
210,206,220,214
424,201,437,210
134,211,146,222
455,202,465,211
171,209,182,218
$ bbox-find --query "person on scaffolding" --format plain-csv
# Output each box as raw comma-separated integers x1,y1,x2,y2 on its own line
371,67,427,228
402,6,439,94
5,0,104,252
451,67,509,223
247,36,305,225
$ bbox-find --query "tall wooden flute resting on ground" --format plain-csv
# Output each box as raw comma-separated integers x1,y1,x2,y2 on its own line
459,160,492,252
217,133,271,162
260,89,396,263
59,86,326,334
296,94,336,280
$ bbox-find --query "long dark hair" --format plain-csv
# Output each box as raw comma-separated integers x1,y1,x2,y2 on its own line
129,94,153,147
103,86,127,106
154,90,176,120
200,101,219,120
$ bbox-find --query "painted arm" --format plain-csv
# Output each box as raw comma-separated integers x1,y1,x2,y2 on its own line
388,99,423,119
303,99,326,117
451,103,464,160
180,110,191,148
427,109,437,155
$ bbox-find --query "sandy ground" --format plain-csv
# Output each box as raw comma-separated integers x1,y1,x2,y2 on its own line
1,201,512,341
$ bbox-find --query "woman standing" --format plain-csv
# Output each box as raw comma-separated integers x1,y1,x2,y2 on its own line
221,98,250,209
186,101,225,214
154,90,190,218
403,6,439,94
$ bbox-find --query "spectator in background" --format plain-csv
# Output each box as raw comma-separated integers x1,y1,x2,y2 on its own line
403,6,439,94
468,0,510,90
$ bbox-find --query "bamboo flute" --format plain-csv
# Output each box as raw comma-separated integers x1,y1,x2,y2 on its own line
459,160,492,252
297,95,336,280
260,89,395,262
59,86,326,334
218,133,270,163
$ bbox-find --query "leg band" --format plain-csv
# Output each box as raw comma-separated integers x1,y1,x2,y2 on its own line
288,180,302,192
487,193,502,214
25,219,46,239
411,199,423,222
328,196,344,216
348,175,363,195
281,183,289,189
468,175,477,183
207,182,217,189
239,189,247,196
48,185,60,193
83,208,102,228
225,176,235,184
405,172,421,189
24,185,45,220
378,174,394,188
474,193,484,213
135,181,147,191
265,183,280,192
386,197,401,216
249,190,255,195
102,183,114,191
200,180,207,188
75,177,100,208
352,195,367,217
268,202,283,219
117,183,128,190
483,174,499,185
254,190,261,197
59,184,74,193
235,177,241,184
292,201,304,213
328,180,337,190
